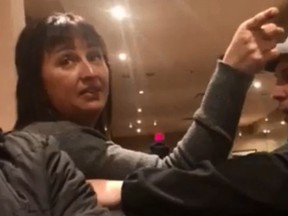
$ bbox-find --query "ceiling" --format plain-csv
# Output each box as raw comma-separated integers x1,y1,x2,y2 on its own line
25,0,286,137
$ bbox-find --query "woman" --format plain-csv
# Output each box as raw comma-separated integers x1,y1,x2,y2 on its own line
14,12,251,180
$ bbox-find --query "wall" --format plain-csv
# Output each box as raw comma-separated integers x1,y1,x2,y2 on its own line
114,126,287,154
0,0,25,131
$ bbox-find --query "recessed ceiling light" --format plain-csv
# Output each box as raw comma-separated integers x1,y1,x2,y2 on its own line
265,118,269,122
129,123,133,128
238,132,242,137
262,129,271,134
139,90,144,95
104,127,107,132
137,108,142,113
253,81,262,89
118,53,128,61
110,5,129,21
281,121,286,125
137,119,142,124
136,128,141,133
153,120,157,126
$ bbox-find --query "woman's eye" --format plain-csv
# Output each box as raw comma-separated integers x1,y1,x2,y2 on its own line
87,51,102,62
58,55,75,67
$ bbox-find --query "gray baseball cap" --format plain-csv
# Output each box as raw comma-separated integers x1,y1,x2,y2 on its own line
265,37,288,72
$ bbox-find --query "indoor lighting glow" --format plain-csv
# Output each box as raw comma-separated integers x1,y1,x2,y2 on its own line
265,118,269,122
139,90,144,95
110,5,129,20
153,121,157,126
137,119,142,124
281,121,286,125
136,128,141,133
129,123,133,128
118,53,128,61
137,108,142,113
253,81,262,89
262,129,271,134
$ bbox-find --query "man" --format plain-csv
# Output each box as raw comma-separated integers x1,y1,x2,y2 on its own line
92,7,288,215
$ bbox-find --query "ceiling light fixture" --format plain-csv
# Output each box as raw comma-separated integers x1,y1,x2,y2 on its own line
129,123,133,128
139,90,144,95
262,129,271,134
136,128,141,133
281,121,286,125
265,118,269,122
137,119,142,124
110,5,129,21
253,81,262,89
118,53,128,61
153,121,157,126
137,108,142,113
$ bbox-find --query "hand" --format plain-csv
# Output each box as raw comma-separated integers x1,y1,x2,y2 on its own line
87,179,123,209
223,7,285,74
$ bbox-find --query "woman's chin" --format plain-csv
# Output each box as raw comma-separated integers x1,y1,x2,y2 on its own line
80,101,105,113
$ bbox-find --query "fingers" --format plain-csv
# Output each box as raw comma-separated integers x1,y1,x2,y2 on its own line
260,23,285,40
258,39,277,52
246,7,279,30
263,47,279,62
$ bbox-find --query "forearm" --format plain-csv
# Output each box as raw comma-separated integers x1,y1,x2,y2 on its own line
87,179,123,209
163,61,253,169
122,152,288,215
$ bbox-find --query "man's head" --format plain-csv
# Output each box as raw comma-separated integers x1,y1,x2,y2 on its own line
270,54,288,122
266,38,288,122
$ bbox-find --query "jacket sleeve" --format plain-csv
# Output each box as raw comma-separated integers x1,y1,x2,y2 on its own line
121,145,288,216
44,136,110,216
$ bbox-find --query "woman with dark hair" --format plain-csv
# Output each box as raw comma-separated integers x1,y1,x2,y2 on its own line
14,12,248,183
15,13,111,135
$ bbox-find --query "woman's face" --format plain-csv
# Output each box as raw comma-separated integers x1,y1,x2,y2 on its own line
41,37,109,125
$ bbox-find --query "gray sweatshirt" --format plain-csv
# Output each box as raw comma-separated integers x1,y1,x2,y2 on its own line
23,61,253,179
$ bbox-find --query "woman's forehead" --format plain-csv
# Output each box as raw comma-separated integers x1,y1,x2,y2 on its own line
47,36,102,53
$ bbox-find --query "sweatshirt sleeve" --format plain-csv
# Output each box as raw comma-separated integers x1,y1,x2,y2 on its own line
98,61,254,176
160,61,253,169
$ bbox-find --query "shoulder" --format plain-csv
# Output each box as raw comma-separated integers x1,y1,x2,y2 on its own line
4,130,60,162
22,121,107,140
22,121,80,135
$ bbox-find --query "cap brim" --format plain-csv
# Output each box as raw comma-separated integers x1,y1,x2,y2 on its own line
265,37,288,72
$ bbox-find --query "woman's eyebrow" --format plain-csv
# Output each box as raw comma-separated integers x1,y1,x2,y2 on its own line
53,43,75,53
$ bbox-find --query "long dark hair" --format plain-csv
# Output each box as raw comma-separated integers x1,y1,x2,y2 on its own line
14,13,112,136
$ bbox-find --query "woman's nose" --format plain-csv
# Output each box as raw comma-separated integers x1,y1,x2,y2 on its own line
79,59,97,79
